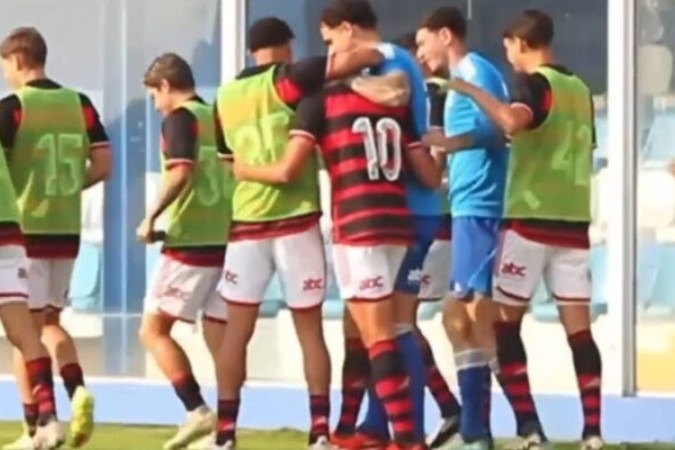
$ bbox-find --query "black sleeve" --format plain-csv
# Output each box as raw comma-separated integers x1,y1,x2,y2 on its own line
511,73,551,130
77,94,110,145
0,95,20,150
428,89,446,128
289,92,326,139
161,108,198,167
285,56,329,97
213,102,233,159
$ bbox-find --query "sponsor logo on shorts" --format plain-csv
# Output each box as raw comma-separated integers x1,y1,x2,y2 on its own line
160,286,190,302
421,274,431,286
407,269,422,283
17,268,27,279
223,270,238,285
500,261,525,277
452,282,463,293
302,277,324,292
359,276,383,291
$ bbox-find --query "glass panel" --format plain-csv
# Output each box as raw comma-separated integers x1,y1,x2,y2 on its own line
244,0,609,389
635,0,675,392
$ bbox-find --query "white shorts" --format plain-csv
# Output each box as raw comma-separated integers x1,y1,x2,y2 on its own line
419,239,452,301
494,229,591,306
27,258,75,311
0,245,29,305
145,255,227,323
333,244,407,300
218,224,326,309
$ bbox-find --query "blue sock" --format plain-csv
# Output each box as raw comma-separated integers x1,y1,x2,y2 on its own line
456,349,488,442
359,331,425,440
481,365,493,438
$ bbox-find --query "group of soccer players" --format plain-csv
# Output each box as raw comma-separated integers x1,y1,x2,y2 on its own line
0,1,602,450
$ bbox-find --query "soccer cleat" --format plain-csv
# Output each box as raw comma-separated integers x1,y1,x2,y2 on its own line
188,432,215,450
434,437,490,450
426,416,460,449
309,435,338,450
331,431,388,450
2,430,35,450
69,386,95,447
580,436,604,450
32,418,65,450
163,406,216,450
211,440,236,450
504,433,552,450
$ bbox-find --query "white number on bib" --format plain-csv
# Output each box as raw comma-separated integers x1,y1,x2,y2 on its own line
352,116,403,181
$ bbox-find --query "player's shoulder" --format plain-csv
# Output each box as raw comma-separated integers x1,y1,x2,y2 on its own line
0,93,20,114
162,107,197,132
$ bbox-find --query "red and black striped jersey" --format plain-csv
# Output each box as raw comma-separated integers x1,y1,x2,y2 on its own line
291,84,421,245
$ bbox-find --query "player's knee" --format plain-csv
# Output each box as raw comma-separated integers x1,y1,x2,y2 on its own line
442,304,473,345
43,309,61,327
138,315,171,348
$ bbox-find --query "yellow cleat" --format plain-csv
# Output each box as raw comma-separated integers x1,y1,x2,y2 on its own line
69,386,95,447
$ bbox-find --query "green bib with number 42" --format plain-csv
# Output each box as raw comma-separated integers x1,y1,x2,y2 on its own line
216,66,319,222
162,100,233,248
505,66,593,222
10,86,89,234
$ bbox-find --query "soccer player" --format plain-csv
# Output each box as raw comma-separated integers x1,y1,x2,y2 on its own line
0,27,111,449
416,7,510,450
233,68,440,450
447,10,601,450
137,53,231,450
319,2,444,446
213,17,385,450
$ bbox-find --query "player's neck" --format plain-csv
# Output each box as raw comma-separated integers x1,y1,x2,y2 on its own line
168,91,197,111
522,50,555,73
17,69,47,87
357,29,380,44
447,42,468,70
253,48,288,66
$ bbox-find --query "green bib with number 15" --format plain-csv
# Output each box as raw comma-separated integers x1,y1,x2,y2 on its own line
162,100,233,248
10,86,89,234
505,67,593,221
216,66,319,222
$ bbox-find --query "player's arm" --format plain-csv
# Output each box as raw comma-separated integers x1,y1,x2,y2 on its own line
349,70,411,107
147,110,196,222
78,95,112,188
327,46,384,80
406,141,442,189
214,102,234,169
0,96,20,155
234,94,324,184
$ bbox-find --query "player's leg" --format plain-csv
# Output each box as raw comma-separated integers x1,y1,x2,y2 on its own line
492,230,550,448
419,238,462,449
274,224,332,449
0,248,61,450
214,239,273,449
140,256,215,450
548,247,602,450
335,244,424,449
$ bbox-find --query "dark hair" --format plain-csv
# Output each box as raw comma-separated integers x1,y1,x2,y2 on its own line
0,27,47,68
247,17,294,52
503,9,554,48
420,7,467,40
394,32,417,54
144,53,195,91
321,0,377,30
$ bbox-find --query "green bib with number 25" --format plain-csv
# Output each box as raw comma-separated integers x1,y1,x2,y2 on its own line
10,86,89,234
505,66,593,222
162,100,233,248
216,66,319,222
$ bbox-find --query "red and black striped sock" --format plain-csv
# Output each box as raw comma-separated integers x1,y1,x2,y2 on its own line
568,330,602,438
171,372,206,412
26,357,57,425
495,322,541,436
60,363,85,399
216,398,240,446
23,403,38,436
335,338,370,435
368,339,417,445
309,395,330,444
418,332,460,418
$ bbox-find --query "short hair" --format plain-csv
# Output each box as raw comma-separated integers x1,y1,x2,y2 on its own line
144,53,195,91
0,27,47,68
321,0,378,30
394,32,417,54
420,7,467,40
503,10,554,48
247,17,294,52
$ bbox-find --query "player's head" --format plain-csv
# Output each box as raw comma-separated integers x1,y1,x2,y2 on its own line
416,7,466,73
502,9,554,71
0,27,48,89
144,53,196,115
320,0,378,53
247,17,295,64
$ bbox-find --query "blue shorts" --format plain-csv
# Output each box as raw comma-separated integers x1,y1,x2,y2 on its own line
450,216,500,298
394,215,443,294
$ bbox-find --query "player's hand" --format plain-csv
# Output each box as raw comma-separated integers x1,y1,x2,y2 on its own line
422,129,448,149
136,217,156,244
447,77,472,94
232,160,249,181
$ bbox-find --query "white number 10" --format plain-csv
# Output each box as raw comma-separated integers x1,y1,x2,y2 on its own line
352,116,403,181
